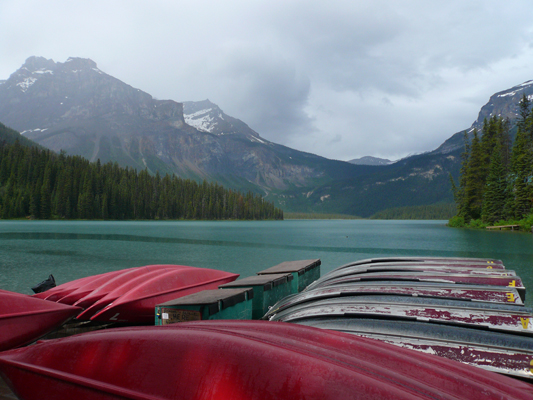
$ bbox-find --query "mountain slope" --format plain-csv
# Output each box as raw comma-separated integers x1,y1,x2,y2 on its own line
0,57,363,194
0,56,529,216
348,156,393,166
434,80,533,155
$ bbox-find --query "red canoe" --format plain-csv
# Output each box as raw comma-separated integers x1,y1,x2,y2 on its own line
88,267,238,324
32,271,125,302
0,321,532,400
31,265,239,324
72,265,189,310
0,289,80,352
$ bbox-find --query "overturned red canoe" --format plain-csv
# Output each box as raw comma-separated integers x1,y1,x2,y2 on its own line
87,267,239,324
0,289,80,352
0,321,532,400
73,265,189,310
32,271,125,302
31,265,238,324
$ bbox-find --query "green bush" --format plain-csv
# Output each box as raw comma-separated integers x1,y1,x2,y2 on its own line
468,219,487,229
518,214,533,232
447,215,465,227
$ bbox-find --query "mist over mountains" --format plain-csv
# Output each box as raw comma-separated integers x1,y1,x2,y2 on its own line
0,56,529,217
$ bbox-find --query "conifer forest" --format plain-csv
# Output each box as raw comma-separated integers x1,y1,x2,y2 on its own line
0,131,283,221
450,95,533,229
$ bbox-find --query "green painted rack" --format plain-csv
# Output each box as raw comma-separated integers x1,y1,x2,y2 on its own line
219,273,293,319
155,288,253,325
258,259,321,293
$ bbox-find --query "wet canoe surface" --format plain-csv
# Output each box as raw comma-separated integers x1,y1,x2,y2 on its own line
35,265,189,306
72,265,189,309
307,266,518,291
340,257,504,269
268,294,533,335
297,317,533,380
305,271,526,300
0,321,532,400
333,262,508,274
270,256,533,380
0,290,80,352
264,282,524,319
31,265,239,324
87,267,239,324
326,264,516,276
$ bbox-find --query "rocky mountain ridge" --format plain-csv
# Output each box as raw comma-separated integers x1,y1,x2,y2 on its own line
0,56,359,194
434,80,533,154
348,156,393,166
0,56,529,216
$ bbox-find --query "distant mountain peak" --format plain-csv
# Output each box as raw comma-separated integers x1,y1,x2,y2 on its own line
183,99,266,142
348,156,393,166
64,57,98,69
21,56,56,72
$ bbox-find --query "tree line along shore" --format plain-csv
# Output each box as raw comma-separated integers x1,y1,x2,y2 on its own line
449,95,533,232
0,125,283,221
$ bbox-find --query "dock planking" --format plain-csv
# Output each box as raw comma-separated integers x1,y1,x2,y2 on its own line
486,225,520,230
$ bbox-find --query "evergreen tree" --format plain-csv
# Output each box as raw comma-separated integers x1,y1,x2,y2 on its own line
0,140,283,221
481,143,506,224
463,130,484,221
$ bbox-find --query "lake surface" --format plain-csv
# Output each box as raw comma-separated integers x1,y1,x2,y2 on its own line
1,220,532,304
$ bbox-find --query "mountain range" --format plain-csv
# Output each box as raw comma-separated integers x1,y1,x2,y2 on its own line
0,56,531,217
348,156,393,166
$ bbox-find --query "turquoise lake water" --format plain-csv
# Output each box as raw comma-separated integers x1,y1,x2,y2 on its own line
1,220,532,304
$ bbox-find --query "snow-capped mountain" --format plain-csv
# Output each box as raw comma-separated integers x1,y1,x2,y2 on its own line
183,99,269,146
0,56,356,193
0,56,530,216
435,80,533,154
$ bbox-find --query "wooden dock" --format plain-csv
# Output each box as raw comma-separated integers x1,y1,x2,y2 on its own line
486,225,520,231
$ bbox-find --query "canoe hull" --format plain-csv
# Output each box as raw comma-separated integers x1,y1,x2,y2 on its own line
1,321,532,400
89,274,238,323
0,290,81,352
298,317,533,380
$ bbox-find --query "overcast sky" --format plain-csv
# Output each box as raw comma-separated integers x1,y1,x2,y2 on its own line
1,1,533,161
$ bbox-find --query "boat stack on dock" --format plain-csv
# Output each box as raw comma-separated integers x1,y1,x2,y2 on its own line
2,257,533,399
265,257,533,381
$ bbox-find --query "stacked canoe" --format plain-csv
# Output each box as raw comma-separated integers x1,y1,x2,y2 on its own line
33,265,239,324
0,265,239,354
1,320,533,400
265,257,533,380
0,290,80,352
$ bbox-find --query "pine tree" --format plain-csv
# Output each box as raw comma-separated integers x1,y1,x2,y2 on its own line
481,142,506,224
463,130,484,221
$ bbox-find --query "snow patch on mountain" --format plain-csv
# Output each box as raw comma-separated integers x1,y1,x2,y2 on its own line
184,108,217,132
251,136,267,144
17,77,37,92
32,69,53,75
497,81,533,98
21,128,48,135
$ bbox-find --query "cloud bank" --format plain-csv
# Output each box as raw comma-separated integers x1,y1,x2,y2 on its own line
1,0,533,161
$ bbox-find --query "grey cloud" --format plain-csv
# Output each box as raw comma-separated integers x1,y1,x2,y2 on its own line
1,0,533,161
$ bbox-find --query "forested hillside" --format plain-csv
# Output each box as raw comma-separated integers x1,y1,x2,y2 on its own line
450,95,533,230
0,122,40,148
0,138,283,220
